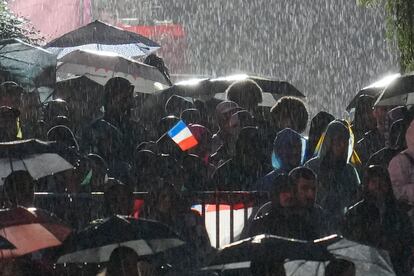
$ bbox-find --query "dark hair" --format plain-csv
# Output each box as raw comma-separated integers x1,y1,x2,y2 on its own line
3,170,34,206
164,95,194,116
106,246,139,276
363,165,395,204
288,167,316,186
225,79,263,109
43,99,69,119
103,77,133,106
270,96,309,133
307,111,335,158
325,259,355,276
47,125,79,151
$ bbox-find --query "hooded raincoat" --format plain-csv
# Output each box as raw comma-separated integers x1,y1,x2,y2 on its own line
304,121,360,222
255,128,305,192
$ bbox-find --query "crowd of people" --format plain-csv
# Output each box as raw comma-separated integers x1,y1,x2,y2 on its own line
0,68,414,276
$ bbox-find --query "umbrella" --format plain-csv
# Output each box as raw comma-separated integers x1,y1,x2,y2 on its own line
284,235,395,276
0,38,57,90
57,49,171,94
143,74,305,113
375,72,414,106
57,215,185,263
211,74,305,106
0,139,73,185
45,20,160,58
202,234,330,271
0,206,71,258
0,236,15,250
346,73,401,111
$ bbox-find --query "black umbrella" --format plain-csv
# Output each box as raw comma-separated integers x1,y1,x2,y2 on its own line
57,215,185,263
46,20,160,58
0,38,56,90
0,139,73,185
202,234,330,271
346,73,401,111
142,75,305,115
375,72,414,106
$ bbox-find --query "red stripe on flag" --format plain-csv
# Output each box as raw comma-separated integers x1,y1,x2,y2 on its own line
178,135,198,151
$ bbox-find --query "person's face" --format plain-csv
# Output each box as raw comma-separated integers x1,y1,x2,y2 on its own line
277,140,302,169
373,106,390,127
279,190,294,207
367,177,389,201
295,177,316,208
331,135,348,160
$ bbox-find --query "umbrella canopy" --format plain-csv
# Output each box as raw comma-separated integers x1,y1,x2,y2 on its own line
346,73,401,111
0,38,57,90
57,215,185,264
0,206,71,258
284,235,395,276
375,72,414,106
144,74,305,112
57,49,171,94
45,20,160,58
0,139,73,184
203,234,330,271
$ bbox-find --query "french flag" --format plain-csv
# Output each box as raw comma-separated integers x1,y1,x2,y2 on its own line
168,120,199,151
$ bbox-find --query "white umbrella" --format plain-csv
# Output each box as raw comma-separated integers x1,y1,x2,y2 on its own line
284,237,396,276
57,49,171,95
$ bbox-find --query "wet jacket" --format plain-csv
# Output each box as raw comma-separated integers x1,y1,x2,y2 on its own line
388,120,414,203
248,205,329,241
304,121,360,223
356,128,385,165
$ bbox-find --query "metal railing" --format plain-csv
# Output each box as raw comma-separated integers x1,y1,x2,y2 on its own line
27,191,270,248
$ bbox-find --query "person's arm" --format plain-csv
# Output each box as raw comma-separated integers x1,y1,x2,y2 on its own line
388,155,412,202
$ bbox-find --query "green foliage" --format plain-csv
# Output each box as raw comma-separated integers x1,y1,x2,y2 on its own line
0,1,43,45
358,0,414,72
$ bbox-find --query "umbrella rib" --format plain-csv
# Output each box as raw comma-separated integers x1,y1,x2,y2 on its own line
0,55,40,67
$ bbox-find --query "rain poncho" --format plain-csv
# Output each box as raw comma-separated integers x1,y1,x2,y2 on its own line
388,120,414,204
304,121,360,223
255,128,306,192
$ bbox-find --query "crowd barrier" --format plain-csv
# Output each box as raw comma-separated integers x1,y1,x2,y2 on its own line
29,191,270,248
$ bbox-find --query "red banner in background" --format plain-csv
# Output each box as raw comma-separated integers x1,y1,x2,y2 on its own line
9,0,92,41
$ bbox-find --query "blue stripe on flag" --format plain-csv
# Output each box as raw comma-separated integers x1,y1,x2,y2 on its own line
168,120,187,138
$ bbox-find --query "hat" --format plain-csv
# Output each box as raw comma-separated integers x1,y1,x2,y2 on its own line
215,100,239,115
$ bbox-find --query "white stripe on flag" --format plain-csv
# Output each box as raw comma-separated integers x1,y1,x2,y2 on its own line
171,127,193,144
